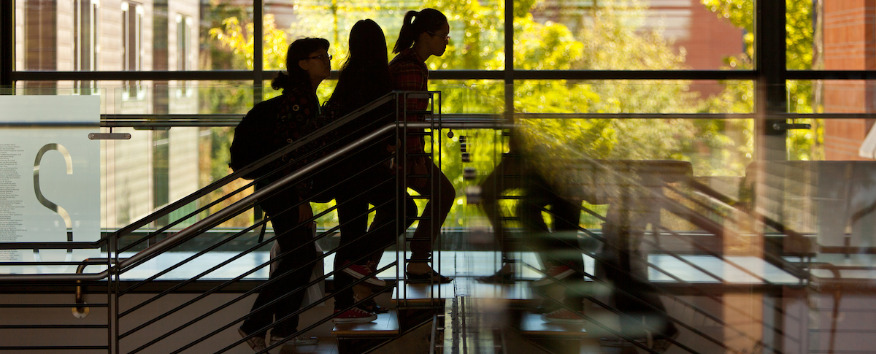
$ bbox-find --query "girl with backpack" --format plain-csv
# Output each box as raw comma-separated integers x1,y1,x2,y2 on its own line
237,37,331,352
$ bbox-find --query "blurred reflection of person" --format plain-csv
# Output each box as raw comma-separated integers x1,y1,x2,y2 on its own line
517,162,588,324
596,162,679,352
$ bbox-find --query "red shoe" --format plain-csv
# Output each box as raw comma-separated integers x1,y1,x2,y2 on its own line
532,265,575,287
332,307,377,324
542,309,586,324
342,263,386,287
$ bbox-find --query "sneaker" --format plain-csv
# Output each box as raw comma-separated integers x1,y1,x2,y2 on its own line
333,307,377,324
238,328,266,352
542,309,586,324
406,268,453,283
270,335,319,346
476,268,515,284
532,265,575,287
406,261,453,284
342,263,386,287
360,298,390,314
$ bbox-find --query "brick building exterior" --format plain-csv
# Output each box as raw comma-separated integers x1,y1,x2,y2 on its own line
823,0,876,160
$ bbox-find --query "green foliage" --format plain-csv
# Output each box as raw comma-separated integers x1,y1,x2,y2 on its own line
201,0,788,228
701,0,823,161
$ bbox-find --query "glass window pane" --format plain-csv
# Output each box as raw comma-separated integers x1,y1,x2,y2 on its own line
791,1,876,71
515,80,753,114
202,1,255,70
517,0,750,70
100,126,254,230
514,116,752,176
432,80,506,114
264,1,504,71
14,0,253,71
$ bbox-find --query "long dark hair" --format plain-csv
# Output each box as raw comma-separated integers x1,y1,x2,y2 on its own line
271,37,330,92
326,19,391,112
392,8,447,54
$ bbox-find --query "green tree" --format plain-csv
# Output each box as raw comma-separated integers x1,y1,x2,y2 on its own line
203,0,754,227
701,0,823,161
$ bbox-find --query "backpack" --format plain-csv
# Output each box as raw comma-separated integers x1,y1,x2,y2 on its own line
228,105,278,180
229,90,321,180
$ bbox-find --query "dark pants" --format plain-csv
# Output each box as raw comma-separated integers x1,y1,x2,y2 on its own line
407,157,456,260
332,166,416,309
240,184,317,337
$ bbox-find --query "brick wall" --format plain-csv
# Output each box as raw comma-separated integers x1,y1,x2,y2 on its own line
823,0,876,160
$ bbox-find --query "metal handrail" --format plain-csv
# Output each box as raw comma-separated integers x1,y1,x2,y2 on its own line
0,92,425,281
4,115,464,279
112,92,399,239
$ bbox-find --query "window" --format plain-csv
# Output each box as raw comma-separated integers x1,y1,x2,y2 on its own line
122,2,144,100
175,14,193,97
74,0,99,94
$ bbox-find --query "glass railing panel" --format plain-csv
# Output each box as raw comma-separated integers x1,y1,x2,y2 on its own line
0,91,106,273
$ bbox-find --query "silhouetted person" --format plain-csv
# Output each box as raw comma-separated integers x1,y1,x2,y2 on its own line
319,19,417,323
238,37,331,352
389,8,457,283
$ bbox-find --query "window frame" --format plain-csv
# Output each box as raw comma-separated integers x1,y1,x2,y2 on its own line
1,1,876,153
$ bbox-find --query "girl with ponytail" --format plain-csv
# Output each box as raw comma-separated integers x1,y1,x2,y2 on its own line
389,8,456,284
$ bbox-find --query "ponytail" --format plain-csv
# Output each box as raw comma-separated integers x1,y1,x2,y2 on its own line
272,37,330,92
271,71,292,91
392,8,447,53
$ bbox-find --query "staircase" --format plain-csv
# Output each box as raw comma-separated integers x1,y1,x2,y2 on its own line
7,91,874,354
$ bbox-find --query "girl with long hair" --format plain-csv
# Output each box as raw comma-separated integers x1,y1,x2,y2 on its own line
320,19,416,323
389,8,456,283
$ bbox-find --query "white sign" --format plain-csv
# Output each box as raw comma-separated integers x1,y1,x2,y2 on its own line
0,96,101,271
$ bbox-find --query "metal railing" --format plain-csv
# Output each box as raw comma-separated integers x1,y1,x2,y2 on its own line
0,94,848,353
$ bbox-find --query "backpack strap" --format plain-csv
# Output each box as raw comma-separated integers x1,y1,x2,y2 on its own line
255,205,268,243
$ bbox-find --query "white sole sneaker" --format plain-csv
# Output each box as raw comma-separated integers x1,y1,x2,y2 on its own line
342,267,387,286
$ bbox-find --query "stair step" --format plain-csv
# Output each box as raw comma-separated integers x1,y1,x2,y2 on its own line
332,310,400,337
464,280,534,305
519,312,588,338
393,280,454,306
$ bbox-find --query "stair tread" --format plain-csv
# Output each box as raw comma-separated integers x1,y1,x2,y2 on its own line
463,280,534,303
332,310,399,336
392,280,455,303
519,312,589,337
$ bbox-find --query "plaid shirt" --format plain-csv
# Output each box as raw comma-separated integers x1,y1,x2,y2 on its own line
389,48,429,154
